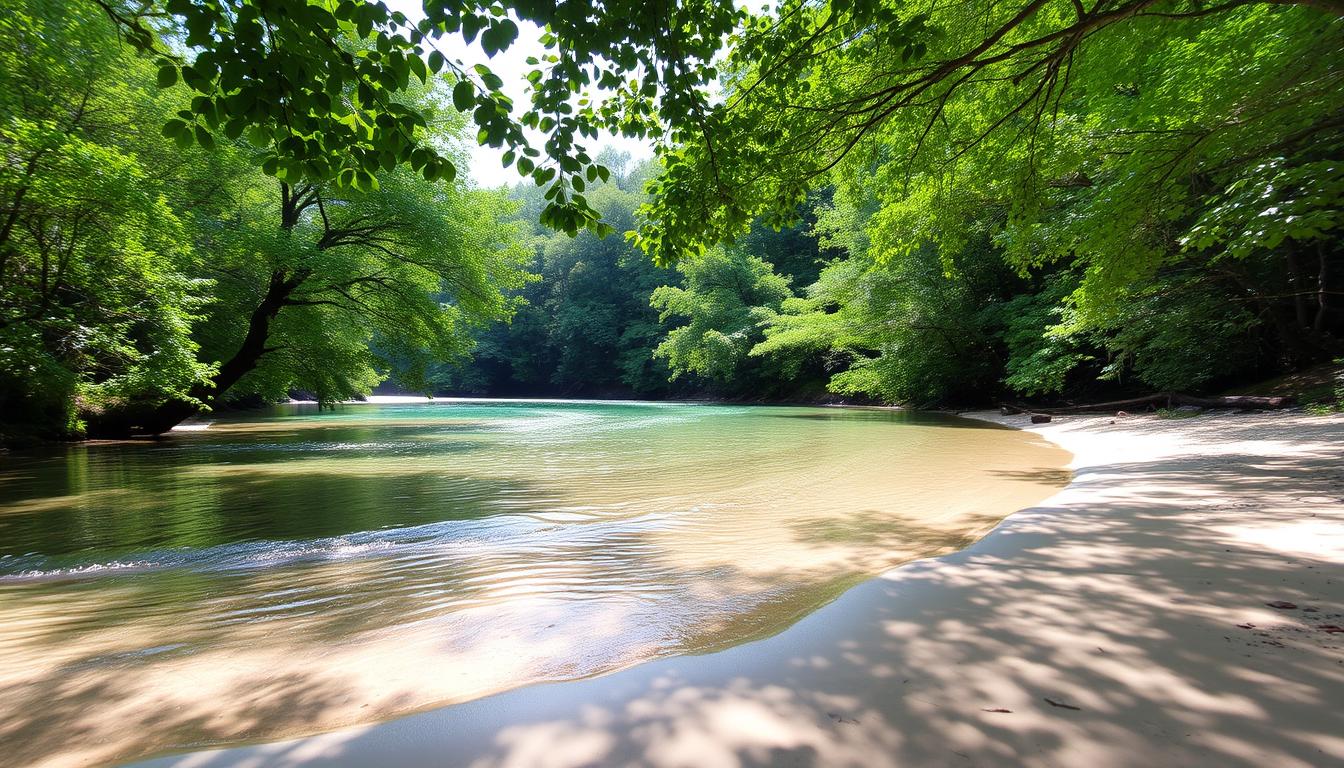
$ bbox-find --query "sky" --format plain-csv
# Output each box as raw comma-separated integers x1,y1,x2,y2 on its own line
386,1,654,189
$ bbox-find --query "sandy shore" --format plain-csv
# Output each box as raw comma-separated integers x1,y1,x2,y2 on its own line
132,409,1344,768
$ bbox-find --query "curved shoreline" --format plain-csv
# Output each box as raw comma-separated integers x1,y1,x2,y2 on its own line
131,410,1344,768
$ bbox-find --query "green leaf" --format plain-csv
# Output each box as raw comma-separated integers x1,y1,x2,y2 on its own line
409,54,428,83
452,79,474,112
474,64,503,90
482,20,518,58
161,119,187,138
461,14,482,44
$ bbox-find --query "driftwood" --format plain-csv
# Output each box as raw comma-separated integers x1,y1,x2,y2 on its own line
1000,392,1293,416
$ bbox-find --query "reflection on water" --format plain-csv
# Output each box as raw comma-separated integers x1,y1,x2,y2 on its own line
0,400,1070,768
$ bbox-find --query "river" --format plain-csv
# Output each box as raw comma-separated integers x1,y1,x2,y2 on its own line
0,399,1070,767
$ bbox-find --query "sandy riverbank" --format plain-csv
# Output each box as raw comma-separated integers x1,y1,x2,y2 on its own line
131,409,1344,768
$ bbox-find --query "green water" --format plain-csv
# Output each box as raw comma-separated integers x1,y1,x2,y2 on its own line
0,399,1070,767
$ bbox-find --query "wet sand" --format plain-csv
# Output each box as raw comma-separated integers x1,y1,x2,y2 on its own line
130,409,1344,768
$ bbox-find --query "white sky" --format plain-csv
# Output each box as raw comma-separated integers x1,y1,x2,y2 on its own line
386,1,653,188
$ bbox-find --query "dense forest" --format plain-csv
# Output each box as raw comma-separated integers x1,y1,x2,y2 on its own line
1,0,1340,442
418,158,837,400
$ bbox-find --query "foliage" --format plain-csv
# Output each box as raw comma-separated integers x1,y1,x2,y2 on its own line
187,157,529,409
1092,274,1262,392
93,0,743,236
0,1,214,437
1317,368,1344,414
638,0,1343,403
423,159,679,397
1,0,529,438
431,160,835,401
636,0,1342,257
755,211,1015,405
992,278,1089,398
651,247,792,387
7,0,1343,440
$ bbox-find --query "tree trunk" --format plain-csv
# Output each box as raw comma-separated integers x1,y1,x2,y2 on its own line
83,183,321,437
122,268,308,436
209,270,305,396
1314,243,1330,333
1286,250,1312,329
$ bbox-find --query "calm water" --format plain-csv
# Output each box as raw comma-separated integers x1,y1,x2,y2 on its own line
0,399,1070,767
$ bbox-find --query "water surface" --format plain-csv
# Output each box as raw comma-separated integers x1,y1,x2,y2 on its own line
0,400,1070,767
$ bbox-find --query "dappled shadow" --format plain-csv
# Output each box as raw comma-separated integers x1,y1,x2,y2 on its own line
782,508,991,577
0,658,404,768
125,411,1344,768
986,467,1074,485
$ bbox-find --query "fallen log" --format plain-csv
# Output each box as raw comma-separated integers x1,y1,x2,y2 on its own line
1004,392,1293,415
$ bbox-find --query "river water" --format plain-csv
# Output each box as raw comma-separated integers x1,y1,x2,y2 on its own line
0,399,1070,767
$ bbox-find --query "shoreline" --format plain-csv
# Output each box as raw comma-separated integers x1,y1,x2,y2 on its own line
130,409,1344,767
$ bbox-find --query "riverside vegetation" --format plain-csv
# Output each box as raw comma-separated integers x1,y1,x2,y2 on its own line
1,0,1341,442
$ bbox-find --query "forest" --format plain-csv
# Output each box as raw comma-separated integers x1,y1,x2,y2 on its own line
1,0,1340,441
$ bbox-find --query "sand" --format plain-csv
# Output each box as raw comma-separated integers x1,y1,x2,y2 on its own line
130,409,1344,767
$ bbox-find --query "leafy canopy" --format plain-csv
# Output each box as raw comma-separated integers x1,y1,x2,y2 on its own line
91,0,1341,257
95,0,742,237
635,0,1343,264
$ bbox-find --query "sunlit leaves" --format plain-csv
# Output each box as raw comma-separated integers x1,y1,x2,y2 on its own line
651,247,792,383
0,1,216,434
100,0,744,240
1184,159,1344,259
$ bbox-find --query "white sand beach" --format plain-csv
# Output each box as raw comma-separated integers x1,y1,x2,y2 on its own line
131,409,1344,768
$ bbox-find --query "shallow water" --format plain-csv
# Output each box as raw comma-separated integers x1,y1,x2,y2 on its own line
0,399,1070,767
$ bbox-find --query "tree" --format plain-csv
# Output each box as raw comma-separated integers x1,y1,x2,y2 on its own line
0,1,213,439
90,0,742,237
15,0,1339,428
427,163,838,401
650,246,797,393
643,0,1341,401
425,157,677,398
129,126,530,434
86,0,1339,263
637,0,1343,262
754,191,1019,405
1,0,530,438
